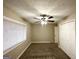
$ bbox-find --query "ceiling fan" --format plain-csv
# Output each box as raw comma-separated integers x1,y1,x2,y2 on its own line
33,14,54,25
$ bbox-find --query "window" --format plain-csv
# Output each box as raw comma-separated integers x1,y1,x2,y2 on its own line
3,17,26,51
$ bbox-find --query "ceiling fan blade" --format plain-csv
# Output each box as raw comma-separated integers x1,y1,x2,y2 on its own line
47,20,54,22
48,16,54,19
33,17,41,20
34,21,41,23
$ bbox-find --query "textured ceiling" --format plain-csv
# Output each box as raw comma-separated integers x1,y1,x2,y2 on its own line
4,0,76,23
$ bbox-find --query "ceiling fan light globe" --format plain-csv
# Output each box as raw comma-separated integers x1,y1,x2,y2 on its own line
41,21,45,25
45,21,47,24
41,21,47,25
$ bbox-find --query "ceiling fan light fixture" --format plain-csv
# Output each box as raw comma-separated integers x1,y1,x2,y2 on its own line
41,20,47,25
34,14,54,24
44,21,47,24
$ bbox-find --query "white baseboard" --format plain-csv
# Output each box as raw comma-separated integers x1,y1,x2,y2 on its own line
32,41,53,43
17,42,31,59
3,40,26,55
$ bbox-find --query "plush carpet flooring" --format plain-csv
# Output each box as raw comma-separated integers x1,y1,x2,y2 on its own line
19,43,70,59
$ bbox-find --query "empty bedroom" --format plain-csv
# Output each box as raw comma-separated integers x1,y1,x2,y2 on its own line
3,0,76,59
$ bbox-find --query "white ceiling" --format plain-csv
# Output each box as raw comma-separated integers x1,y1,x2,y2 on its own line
4,0,76,23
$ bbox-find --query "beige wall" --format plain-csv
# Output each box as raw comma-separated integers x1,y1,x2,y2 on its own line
58,13,76,59
3,7,32,59
31,24,55,43
54,26,59,43
3,7,26,23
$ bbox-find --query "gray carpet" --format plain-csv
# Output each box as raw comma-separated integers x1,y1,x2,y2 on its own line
19,43,70,59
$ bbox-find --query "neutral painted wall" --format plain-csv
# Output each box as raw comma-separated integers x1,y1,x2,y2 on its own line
31,24,55,43
54,26,59,43
3,7,32,59
58,13,76,59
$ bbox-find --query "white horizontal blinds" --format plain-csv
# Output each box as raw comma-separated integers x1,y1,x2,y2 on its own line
3,18,27,51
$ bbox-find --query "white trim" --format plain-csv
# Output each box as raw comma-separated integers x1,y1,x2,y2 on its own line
58,46,70,58
3,16,26,25
32,41,53,43
59,20,75,25
3,40,26,55
17,42,31,59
